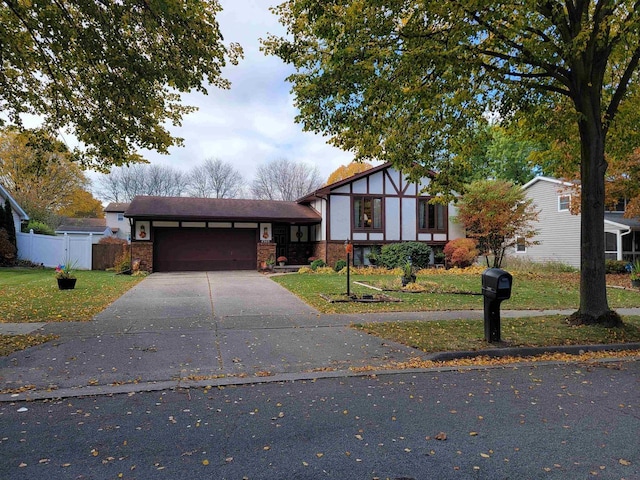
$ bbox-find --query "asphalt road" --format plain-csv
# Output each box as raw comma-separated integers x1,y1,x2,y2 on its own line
1,360,638,480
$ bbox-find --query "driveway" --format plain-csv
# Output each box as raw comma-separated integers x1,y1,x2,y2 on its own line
0,272,419,398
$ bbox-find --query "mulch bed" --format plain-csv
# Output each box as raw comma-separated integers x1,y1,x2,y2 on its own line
319,293,402,303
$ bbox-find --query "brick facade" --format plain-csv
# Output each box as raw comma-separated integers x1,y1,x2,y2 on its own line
131,242,153,272
257,242,276,270
326,242,349,268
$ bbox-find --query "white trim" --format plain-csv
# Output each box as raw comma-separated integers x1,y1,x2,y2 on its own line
558,194,571,212
515,236,527,253
0,183,29,220
521,175,574,191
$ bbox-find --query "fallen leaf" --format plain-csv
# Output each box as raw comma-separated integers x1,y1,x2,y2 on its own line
435,432,447,441
481,453,490,458
469,432,478,436
619,459,631,466
316,453,324,458
202,459,209,466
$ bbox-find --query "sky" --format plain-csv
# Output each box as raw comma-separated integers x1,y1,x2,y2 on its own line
113,0,358,189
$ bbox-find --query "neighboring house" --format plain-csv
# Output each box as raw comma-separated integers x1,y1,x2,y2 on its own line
125,163,464,272
55,217,114,244
104,202,131,241
521,176,640,268
0,183,29,234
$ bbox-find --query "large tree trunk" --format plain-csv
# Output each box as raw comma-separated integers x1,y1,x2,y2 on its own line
572,102,622,327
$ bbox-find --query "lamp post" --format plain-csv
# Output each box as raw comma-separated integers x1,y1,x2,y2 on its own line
345,241,353,297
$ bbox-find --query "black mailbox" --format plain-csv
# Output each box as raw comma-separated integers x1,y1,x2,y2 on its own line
481,268,513,343
482,268,512,300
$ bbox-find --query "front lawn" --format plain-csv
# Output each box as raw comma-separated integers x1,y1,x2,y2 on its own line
271,270,640,314
0,268,144,323
354,315,640,354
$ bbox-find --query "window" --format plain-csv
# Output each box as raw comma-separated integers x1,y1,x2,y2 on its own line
353,196,382,230
117,213,124,221
515,236,526,253
558,194,570,211
418,199,446,232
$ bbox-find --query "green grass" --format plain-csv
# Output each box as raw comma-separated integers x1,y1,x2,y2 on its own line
0,268,144,323
271,271,640,314
354,315,640,354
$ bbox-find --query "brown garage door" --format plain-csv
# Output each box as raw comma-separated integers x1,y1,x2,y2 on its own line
154,228,257,272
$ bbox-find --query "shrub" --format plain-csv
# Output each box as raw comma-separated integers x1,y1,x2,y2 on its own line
99,236,128,245
605,259,629,274
443,238,479,268
310,259,326,270
315,266,336,274
297,266,313,274
23,220,56,236
334,259,347,272
379,242,432,269
113,250,131,273
0,229,17,265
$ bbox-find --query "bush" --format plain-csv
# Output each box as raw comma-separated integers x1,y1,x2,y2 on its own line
98,236,128,245
23,220,56,236
334,259,347,272
310,259,326,270
0,229,17,265
113,250,131,273
378,242,432,269
298,266,313,274
443,238,479,268
605,259,629,274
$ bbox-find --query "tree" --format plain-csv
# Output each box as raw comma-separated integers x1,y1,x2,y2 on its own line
326,161,373,185
250,158,323,201
96,164,188,202
0,128,90,227
456,180,539,268
56,189,104,218
187,158,245,198
0,1,242,170
467,126,544,186
265,1,640,325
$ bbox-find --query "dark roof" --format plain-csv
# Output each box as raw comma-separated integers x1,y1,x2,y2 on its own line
56,217,109,233
104,202,131,212
605,212,640,229
126,196,322,224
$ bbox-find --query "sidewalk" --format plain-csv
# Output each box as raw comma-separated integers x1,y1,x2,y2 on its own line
1,271,639,401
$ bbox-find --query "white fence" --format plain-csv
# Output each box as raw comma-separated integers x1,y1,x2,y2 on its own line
16,230,94,270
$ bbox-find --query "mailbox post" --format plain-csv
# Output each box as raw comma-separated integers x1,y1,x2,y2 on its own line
481,268,513,343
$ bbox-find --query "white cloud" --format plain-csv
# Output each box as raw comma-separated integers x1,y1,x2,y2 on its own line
128,0,359,188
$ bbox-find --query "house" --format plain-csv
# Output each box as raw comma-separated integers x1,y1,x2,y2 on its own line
124,163,464,272
104,202,131,241
521,176,640,268
55,217,114,243
0,183,29,233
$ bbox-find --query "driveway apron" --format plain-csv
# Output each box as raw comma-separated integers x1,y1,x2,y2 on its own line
0,272,418,394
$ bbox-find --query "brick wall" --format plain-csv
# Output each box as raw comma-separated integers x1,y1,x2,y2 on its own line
326,242,349,267
131,242,153,272
257,242,276,270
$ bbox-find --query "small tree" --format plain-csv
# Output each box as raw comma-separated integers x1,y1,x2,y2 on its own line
456,180,539,268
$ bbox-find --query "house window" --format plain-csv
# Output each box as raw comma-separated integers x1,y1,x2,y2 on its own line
418,199,446,232
117,213,124,221
558,194,570,212
353,196,382,230
515,236,526,253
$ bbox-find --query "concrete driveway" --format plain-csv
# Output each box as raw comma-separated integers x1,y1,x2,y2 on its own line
0,272,419,398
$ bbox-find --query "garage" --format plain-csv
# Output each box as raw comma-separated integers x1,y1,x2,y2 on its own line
154,228,257,272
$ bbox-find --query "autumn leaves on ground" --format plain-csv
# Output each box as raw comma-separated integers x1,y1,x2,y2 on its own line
1,266,640,364
0,269,142,356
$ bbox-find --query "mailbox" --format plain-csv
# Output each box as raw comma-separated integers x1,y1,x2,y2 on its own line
481,268,513,343
482,268,512,300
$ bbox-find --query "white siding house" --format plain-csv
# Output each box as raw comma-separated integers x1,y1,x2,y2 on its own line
0,183,29,234
522,176,639,268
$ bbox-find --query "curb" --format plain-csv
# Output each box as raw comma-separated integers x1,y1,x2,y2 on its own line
2,343,639,403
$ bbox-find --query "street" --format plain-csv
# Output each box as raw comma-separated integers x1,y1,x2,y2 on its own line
1,359,638,480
